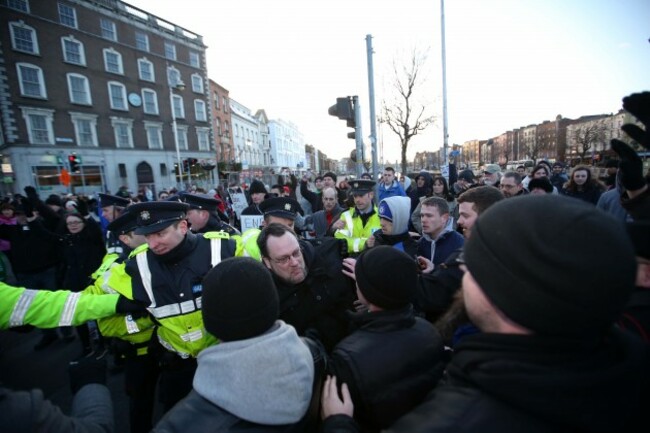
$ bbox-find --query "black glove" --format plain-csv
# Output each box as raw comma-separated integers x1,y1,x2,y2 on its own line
23,186,40,205
68,356,107,394
621,92,650,150
75,199,89,217
115,295,147,315
611,139,646,191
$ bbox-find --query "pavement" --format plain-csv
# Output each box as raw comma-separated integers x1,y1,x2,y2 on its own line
0,327,132,432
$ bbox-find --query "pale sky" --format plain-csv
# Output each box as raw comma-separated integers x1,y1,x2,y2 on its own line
128,0,650,164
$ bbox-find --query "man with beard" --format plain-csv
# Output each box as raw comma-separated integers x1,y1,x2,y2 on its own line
258,223,355,350
480,164,501,188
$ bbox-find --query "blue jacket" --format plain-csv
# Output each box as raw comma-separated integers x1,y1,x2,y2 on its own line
417,229,465,267
377,181,406,202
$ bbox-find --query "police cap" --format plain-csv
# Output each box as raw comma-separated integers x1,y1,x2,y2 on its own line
130,201,189,235
349,179,376,195
106,209,138,235
98,193,130,208
179,192,221,212
259,197,301,220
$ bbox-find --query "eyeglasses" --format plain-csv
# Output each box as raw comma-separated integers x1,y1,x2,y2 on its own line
269,248,302,265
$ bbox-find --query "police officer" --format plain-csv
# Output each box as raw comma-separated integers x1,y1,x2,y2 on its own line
178,192,239,236
125,201,238,411
86,210,157,433
98,193,131,257
240,196,301,260
334,180,381,255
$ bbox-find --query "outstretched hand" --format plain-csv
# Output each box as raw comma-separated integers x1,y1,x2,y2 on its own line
321,375,354,420
621,92,650,150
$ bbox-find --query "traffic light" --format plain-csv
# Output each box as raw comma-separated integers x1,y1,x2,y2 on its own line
182,159,189,173
328,97,356,140
68,153,81,172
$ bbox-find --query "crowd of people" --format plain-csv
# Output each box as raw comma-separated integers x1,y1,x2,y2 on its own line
1,92,649,432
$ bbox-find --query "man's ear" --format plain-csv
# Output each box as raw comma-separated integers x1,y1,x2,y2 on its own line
637,262,650,288
262,257,271,270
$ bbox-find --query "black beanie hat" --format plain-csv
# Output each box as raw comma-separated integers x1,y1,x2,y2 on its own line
464,195,636,337
249,179,267,195
201,257,279,341
355,246,418,309
45,194,63,207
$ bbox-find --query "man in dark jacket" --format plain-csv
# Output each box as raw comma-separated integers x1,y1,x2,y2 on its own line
153,257,314,433
328,246,444,432
258,223,355,350
322,195,649,432
307,187,344,237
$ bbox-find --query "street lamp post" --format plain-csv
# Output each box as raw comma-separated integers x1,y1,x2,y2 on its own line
170,80,185,189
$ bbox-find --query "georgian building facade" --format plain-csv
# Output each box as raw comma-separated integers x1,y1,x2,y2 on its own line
0,0,214,196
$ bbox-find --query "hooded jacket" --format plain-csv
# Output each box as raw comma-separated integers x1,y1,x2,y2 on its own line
377,180,406,202
417,227,464,267
153,321,315,432
374,196,417,256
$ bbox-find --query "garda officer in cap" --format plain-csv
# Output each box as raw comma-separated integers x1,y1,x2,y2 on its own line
334,179,381,255
83,210,157,432
124,201,238,412
178,192,239,236
98,193,131,257
240,197,302,260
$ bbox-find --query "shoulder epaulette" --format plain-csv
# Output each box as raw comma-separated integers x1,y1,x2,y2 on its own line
203,231,231,240
129,243,149,258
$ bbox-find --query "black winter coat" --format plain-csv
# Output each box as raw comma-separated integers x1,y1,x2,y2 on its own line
328,307,444,433
0,220,60,274
322,328,650,433
272,241,355,351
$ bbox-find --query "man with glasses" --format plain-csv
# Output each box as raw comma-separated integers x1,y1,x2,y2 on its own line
499,171,527,198
258,223,355,350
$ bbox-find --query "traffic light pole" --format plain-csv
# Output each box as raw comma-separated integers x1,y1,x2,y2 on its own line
366,34,379,181
352,96,364,178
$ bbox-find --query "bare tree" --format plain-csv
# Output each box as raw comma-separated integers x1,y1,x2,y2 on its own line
572,124,607,161
382,49,436,174
526,139,545,162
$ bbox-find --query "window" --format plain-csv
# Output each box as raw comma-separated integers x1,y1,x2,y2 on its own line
194,100,207,122
61,36,85,65
100,18,116,41
7,0,29,12
67,73,91,105
215,118,221,135
69,112,98,146
189,51,200,68
223,97,229,113
176,125,188,150
172,94,184,119
138,58,154,82
110,117,134,148
167,66,181,87
213,91,219,109
103,48,123,74
224,121,230,136
164,41,176,60
107,82,127,110
144,121,163,149
142,89,158,115
196,127,210,151
9,22,38,55
135,31,149,52
20,106,54,144
191,74,203,93
58,3,77,28
16,63,46,98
